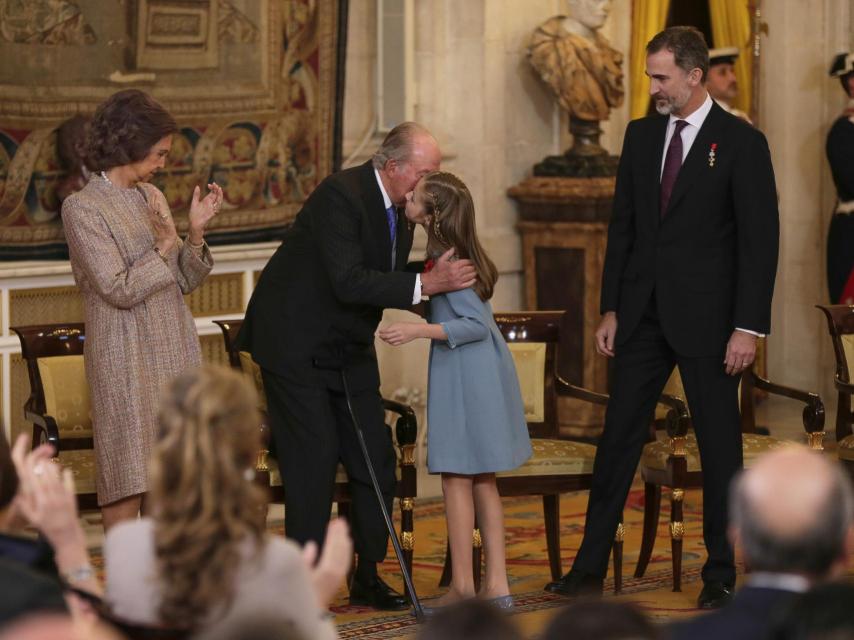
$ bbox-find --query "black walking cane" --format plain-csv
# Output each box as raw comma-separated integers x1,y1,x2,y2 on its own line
313,356,425,621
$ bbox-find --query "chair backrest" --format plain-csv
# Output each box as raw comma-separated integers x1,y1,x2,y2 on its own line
10,324,92,442
817,305,854,384
212,319,267,406
493,311,563,439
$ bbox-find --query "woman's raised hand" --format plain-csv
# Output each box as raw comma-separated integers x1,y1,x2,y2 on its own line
142,186,178,255
10,435,80,552
188,182,223,244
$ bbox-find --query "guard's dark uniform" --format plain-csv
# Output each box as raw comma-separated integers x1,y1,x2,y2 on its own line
826,111,854,304
826,55,854,304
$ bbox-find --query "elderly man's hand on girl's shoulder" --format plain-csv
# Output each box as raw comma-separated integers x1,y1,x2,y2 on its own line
421,248,477,295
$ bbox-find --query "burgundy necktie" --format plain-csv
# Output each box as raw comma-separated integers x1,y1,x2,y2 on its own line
660,119,688,218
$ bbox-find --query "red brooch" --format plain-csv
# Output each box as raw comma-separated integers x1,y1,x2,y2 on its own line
708,143,717,167
424,258,435,273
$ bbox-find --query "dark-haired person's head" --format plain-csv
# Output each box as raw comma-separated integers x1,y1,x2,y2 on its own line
767,581,854,640
417,600,522,640
730,446,854,581
645,26,709,117
80,89,177,183
541,599,658,640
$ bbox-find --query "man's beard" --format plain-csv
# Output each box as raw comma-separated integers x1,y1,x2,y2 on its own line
653,85,692,115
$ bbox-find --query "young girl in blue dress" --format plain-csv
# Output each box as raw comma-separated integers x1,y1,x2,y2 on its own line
378,171,532,609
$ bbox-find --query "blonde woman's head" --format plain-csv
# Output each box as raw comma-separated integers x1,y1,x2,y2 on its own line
151,365,266,626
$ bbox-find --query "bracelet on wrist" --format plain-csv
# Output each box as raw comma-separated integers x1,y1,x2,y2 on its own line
186,237,205,250
154,243,174,261
62,563,94,585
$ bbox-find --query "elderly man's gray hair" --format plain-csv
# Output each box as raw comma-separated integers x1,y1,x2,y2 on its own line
730,455,853,576
372,122,433,170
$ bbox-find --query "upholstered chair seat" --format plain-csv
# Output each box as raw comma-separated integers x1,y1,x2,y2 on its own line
497,438,596,478
837,435,854,461
641,432,787,473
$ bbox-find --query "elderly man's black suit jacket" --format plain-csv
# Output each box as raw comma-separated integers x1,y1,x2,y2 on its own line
238,161,417,390
601,101,779,353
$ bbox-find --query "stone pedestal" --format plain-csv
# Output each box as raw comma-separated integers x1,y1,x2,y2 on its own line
508,176,615,440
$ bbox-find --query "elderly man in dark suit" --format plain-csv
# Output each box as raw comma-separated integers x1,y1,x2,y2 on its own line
545,26,779,609
669,446,854,640
237,122,475,610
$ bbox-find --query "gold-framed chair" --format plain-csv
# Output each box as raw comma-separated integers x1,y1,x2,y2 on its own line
816,304,854,480
11,323,98,511
212,318,420,576
634,365,825,591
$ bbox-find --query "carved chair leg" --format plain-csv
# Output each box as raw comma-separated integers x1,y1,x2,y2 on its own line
613,519,624,594
439,542,452,587
400,497,415,597
634,482,661,578
670,488,685,592
473,526,483,593
543,494,562,581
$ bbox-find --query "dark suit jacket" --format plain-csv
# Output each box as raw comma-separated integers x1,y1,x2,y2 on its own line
237,161,417,390
0,557,67,625
667,586,799,640
601,101,779,357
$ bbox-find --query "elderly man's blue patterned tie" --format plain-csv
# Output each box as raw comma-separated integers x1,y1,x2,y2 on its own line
386,204,397,268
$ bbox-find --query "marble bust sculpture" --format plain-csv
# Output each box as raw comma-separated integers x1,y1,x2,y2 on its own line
527,0,624,174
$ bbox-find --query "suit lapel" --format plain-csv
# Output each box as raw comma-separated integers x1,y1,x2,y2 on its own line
359,161,394,270
662,102,728,219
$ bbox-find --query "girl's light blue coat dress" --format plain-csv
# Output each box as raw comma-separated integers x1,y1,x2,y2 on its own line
426,288,533,474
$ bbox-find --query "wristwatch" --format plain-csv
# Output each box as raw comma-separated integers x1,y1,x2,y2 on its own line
62,563,94,585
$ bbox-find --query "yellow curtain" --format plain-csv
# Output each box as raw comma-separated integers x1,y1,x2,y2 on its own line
709,0,752,114
630,0,671,120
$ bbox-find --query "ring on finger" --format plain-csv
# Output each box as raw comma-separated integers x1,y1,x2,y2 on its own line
33,464,44,476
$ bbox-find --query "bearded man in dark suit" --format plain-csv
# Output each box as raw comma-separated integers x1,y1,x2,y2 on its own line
545,26,779,609
238,123,475,610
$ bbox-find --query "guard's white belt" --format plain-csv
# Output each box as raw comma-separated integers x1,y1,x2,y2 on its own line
836,200,854,214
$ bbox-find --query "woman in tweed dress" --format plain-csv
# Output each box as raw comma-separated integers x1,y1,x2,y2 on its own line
62,89,222,530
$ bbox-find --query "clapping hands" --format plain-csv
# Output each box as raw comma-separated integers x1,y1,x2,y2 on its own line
188,182,224,243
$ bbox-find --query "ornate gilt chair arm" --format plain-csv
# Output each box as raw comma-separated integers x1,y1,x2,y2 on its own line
383,399,418,445
659,393,690,439
751,373,826,434
25,410,61,450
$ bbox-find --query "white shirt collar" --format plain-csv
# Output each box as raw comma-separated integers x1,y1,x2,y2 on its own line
747,572,811,593
669,92,714,130
373,168,393,210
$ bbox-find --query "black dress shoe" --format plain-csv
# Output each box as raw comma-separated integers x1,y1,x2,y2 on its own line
544,570,604,598
697,581,734,609
349,576,409,611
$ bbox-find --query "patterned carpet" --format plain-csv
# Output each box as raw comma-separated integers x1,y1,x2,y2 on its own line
328,485,723,639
